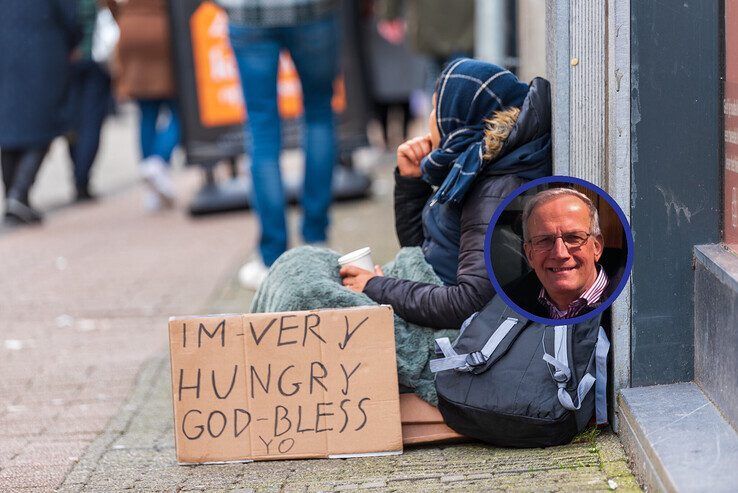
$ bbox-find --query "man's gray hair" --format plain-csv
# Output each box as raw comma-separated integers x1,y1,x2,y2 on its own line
521,187,602,241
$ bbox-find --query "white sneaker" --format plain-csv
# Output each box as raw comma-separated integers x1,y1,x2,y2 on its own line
238,259,269,291
140,156,175,207
143,190,163,212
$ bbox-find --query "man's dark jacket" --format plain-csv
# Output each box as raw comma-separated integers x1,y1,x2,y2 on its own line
363,78,552,330
502,268,622,318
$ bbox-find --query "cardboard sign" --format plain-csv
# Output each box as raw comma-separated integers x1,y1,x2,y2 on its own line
168,306,402,464
399,393,466,445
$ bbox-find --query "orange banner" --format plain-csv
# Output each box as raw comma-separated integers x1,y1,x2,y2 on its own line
191,2,345,126
190,2,246,127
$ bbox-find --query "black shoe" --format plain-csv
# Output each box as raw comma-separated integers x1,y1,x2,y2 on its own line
5,198,43,225
3,212,22,227
75,187,96,203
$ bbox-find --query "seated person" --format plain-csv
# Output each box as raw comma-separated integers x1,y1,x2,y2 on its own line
340,60,553,329
251,59,552,403
504,188,617,319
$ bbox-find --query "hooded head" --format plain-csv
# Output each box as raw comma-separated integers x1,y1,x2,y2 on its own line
421,59,529,205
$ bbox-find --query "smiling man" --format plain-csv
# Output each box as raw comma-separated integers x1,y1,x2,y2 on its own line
505,187,609,320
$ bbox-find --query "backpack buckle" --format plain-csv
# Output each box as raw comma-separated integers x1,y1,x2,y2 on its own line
465,351,486,367
553,369,569,383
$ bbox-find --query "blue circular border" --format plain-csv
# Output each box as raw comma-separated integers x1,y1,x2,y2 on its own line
484,175,634,325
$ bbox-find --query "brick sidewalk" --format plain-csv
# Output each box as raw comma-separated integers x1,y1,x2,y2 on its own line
0,170,257,490
59,353,639,492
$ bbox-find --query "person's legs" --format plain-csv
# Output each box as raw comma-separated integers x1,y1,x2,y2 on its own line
138,99,175,209
66,60,84,184
138,99,159,160
72,61,111,199
230,23,286,267
4,145,50,224
1,149,21,198
398,100,411,141
374,101,390,146
286,15,340,245
151,98,180,164
7,146,49,204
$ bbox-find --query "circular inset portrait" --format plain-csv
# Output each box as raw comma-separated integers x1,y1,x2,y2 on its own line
485,176,633,324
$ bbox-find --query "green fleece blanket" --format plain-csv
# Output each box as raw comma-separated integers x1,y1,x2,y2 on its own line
250,246,459,405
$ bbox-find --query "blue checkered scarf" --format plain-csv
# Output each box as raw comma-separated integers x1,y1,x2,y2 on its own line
421,59,530,206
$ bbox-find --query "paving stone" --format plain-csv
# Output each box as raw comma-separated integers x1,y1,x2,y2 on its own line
40,432,99,443
0,464,69,489
358,480,386,489
10,440,87,467
45,415,111,436
596,429,630,463
0,421,47,438
0,166,252,491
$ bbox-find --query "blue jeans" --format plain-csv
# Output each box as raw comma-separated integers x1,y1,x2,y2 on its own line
137,99,180,164
229,16,339,266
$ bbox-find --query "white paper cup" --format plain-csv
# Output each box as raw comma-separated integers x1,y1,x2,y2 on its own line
338,247,374,272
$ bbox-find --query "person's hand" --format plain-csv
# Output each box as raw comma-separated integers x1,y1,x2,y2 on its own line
339,264,384,293
397,134,433,178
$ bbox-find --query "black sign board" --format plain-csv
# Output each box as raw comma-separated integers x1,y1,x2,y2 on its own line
168,0,245,166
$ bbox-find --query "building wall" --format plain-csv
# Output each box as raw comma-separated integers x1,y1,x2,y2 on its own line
516,0,546,83
546,0,723,388
630,0,722,385
545,1,631,404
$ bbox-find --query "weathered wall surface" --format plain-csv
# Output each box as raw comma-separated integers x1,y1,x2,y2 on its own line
630,0,722,386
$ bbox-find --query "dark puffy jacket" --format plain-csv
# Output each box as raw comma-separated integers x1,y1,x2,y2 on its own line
363,78,552,330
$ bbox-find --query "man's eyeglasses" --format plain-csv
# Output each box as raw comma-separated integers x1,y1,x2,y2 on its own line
527,231,592,252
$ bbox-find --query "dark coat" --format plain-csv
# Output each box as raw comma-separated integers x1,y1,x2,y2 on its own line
0,0,80,148
363,78,552,330
379,0,475,60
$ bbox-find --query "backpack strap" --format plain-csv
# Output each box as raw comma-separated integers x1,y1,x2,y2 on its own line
595,326,610,425
430,316,519,373
543,325,596,412
433,311,478,356
542,324,610,424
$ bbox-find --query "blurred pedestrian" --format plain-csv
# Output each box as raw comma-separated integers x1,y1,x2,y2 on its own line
336,0,373,166
109,0,179,211
365,0,427,149
66,0,114,202
377,0,473,115
219,0,341,289
0,0,81,226
377,0,475,65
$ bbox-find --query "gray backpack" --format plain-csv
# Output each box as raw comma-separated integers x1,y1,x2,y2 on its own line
431,295,609,447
